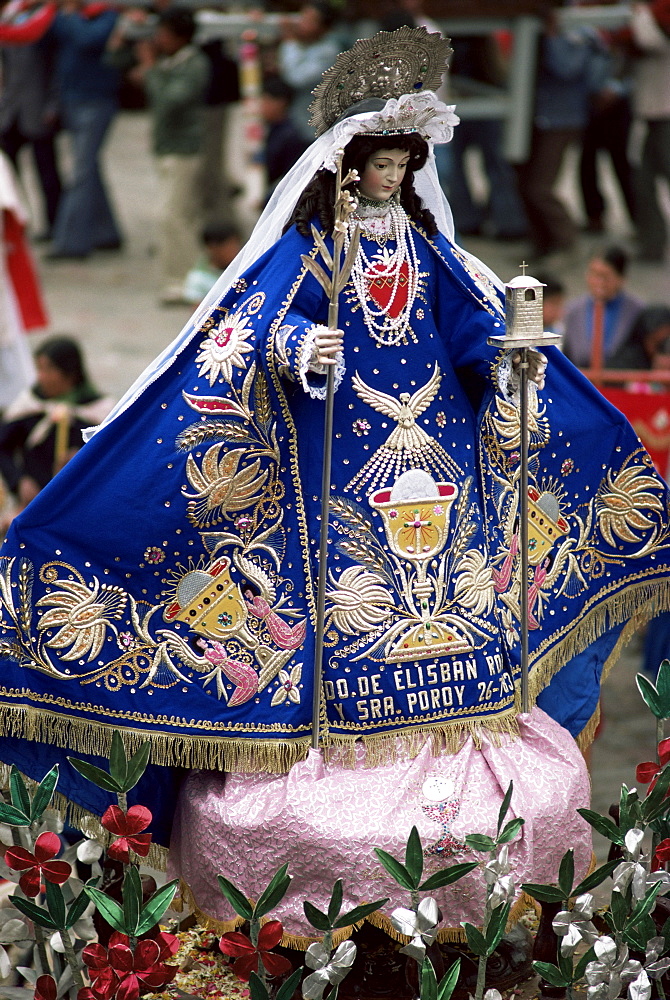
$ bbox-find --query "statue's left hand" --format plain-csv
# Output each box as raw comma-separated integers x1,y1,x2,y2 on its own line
512,350,548,390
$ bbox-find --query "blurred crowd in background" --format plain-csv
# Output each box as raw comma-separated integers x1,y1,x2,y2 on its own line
0,0,669,517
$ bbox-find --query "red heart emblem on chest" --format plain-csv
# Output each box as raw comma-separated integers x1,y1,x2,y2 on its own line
366,260,411,319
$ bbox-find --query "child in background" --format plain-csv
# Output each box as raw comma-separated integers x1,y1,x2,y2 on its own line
183,221,242,306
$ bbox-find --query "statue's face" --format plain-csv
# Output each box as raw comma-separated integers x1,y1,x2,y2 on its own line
359,148,409,201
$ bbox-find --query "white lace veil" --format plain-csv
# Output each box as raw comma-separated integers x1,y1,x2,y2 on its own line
93,92,503,435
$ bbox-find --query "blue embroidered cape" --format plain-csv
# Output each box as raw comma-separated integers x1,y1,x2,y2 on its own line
0,223,668,842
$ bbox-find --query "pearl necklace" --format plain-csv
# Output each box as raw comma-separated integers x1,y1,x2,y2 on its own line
345,199,420,347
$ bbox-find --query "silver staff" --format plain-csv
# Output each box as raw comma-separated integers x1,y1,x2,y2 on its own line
300,152,360,750
488,265,561,713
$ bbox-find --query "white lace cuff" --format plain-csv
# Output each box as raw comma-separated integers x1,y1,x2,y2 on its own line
298,324,345,400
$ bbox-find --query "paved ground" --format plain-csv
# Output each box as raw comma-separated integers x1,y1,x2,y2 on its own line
14,106,670,841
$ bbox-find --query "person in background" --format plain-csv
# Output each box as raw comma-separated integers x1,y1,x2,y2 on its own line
0,0,62,240
627,1,670,262
0,336,114,515
563,246,644,367
535,271,566,337
609,304,670,371
515,8,609,266
46,0,123,260
183,221,242,307
277,2,340,143
198,35,240,223
260,76,308,197
128,8,210,305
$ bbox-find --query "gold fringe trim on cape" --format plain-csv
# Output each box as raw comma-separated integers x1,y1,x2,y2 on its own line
1,576,666,772
0,761,168,871
323,711,521,770
529,577,670,745
576,703,601,755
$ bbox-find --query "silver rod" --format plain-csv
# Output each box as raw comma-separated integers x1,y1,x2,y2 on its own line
518,348,530,714
311,364,336,750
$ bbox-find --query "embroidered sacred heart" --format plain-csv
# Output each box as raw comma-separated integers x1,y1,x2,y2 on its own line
366,260,412,318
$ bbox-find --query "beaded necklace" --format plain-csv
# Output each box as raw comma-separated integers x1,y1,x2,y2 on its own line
346,197,419,347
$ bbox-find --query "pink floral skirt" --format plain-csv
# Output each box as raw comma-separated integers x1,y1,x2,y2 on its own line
168,707,591,942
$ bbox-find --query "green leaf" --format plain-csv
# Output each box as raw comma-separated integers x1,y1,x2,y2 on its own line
45,881,66,931
327,880,343,924
657,659,670,711
9,896,56,930
276,967,303,1000
254,863,291,919
519,883,565,904
123,866,142,935
437,959,461,1000
66,884,96,930
461,923,487,957
662,915,670,951
122,742,151,792
464,834,496,854
303,900,330,932
610,890,628,932
83,886,127,933
573,859,619,896
497,817,524,845
216,875,253,920
334,899,389,930
642,764,670,823
636,673,665,719
557,950,575,984
625,914,657,953
67,757,121,794
420,957,437,1000
576,808,624,846
9,768,30,818
574,946,596,981
30,766,59,824
109,731,128,786
0,803,30,826
405,826,424,884
374,848,416,891
484,903,510,955
532,962,569,988
136,878,179,936
419,862,478,891
326,986,339,1000
627,880,663,928
248,972,269,1000
497,781,513,837
558,850,575,899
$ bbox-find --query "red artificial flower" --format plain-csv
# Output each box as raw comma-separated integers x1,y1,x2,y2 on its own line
4,831,71,896
81,931,179,1000
636,738,670,796
652,838,670,872
100,805,152,864
219,920,293,982
35,975,57,1000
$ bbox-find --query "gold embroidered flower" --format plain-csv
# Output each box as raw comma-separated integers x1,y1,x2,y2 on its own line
271,663,302,706
195,310,254,386
184,444,268,526
327,566,393,635
596,465,664,547
37,578,127,662
453,549,495,616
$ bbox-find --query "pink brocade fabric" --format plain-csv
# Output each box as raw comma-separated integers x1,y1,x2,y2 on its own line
168,707,591,939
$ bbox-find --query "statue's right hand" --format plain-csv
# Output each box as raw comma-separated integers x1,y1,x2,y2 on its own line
313,328,344,366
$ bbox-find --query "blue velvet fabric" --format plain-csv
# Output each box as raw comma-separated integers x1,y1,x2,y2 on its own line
0,221,668,841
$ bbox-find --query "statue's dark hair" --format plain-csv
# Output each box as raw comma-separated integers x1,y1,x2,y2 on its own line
284,132,438,237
